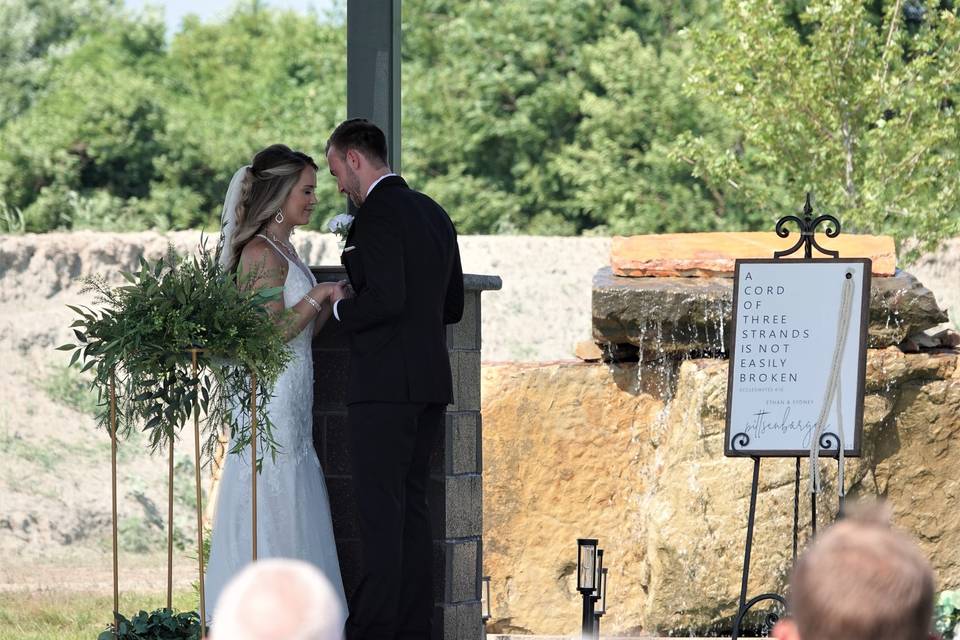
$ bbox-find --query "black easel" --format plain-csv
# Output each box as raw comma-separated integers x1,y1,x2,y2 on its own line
729,194,849,639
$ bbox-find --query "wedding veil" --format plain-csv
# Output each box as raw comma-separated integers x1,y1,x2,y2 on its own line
217,165,251,269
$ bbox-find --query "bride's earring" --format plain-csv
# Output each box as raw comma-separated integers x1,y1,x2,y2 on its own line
274,207,284,224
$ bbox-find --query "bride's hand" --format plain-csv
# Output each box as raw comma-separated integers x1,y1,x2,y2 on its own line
309,282,338,302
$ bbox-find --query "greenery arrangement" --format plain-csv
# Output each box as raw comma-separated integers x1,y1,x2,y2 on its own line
2,0,957,251
97,609,204,640
937,590,960,640
60,238,291,463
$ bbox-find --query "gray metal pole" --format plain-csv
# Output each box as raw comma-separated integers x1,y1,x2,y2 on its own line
347,0,401,174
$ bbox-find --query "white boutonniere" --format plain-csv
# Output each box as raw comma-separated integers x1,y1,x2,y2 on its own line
328,213,354,251
327,213,354,240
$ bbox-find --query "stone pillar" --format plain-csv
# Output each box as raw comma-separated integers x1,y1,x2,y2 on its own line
311,267,501,640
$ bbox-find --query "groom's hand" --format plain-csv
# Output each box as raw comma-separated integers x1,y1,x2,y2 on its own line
336,280,355,299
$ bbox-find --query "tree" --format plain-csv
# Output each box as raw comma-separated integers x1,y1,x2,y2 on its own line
401,0,753,235
0,5,169,231
551,26,773,235
0,3,347,232
0,0,121,125
5,0,956,243
157,4,346,228
402,0,609,233
677,0,960,256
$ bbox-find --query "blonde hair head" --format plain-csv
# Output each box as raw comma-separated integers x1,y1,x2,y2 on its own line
228,144,317,273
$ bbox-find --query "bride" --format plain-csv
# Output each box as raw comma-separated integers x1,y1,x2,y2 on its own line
205,144,347,628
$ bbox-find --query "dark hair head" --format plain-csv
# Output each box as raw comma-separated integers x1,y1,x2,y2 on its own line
325,118,389,167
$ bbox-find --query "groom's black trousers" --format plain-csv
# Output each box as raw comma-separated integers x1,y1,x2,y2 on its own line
345,401,444,640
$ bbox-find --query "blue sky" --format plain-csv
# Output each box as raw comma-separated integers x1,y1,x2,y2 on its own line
125,0,340,36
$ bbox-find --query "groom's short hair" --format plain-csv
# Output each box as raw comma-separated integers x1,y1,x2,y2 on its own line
326,118,389,168
211,558,344,640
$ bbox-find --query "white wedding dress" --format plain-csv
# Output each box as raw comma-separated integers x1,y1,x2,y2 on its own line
204,235,347,627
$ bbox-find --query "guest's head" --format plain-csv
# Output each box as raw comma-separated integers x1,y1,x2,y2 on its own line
325,118,390,207
211,558,344,640
773,505,934,640
228,144,318,272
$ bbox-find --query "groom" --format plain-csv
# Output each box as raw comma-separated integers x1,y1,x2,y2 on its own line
325,118,464,640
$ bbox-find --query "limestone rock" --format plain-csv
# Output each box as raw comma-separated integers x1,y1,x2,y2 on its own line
908,236,960,335
641,350,960,633
611,232,897,277
937,329,960,348
481,350,960,635
592,268,733,359
592,267,948,356
870,271,951,346
481,362,663,636
573,340,603,362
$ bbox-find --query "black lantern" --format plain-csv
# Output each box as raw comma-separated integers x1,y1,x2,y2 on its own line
597,567,608,615
591,550,605,637
481,575,491,622
594,549,604,598
577,538,599,592
577,538,599,638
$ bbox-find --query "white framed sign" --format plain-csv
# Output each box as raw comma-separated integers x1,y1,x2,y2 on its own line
724,259,871,457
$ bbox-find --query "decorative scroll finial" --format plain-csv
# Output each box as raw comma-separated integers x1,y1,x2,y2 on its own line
773,192,841,259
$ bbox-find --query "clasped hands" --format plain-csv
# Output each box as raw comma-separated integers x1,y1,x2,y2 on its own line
307,280,354,311
331,280,354,304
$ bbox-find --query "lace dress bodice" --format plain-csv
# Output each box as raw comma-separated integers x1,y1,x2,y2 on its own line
254,234,319,470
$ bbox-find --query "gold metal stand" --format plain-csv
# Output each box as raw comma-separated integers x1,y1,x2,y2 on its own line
166,435,174,610
250,371,258,561
107,355,260,639
190,349,208,639
110,372,119,640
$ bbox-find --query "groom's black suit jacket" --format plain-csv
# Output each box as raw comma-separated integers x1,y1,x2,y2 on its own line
338,175,464,405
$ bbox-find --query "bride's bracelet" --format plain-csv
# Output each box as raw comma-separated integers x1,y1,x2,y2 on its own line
302,293,323,313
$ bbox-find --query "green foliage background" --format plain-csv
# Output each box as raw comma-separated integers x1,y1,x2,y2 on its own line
1,0,958,250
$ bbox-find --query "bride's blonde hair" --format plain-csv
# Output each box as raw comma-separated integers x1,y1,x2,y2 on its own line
228,144,318,273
